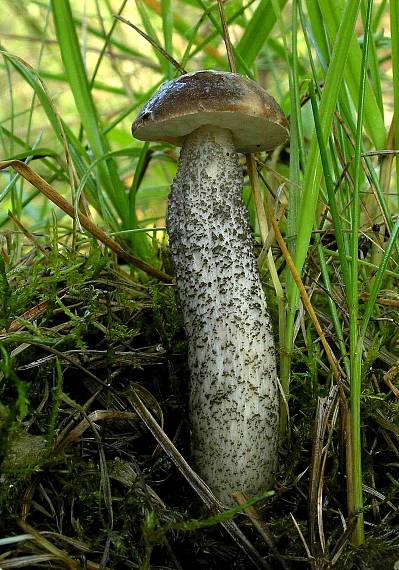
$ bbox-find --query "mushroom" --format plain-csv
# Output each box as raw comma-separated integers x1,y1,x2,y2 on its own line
132,70,289,505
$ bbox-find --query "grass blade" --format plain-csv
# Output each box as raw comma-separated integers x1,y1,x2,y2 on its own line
161,0,173,78
285,0,363,393
51,2,128,223
390,0,399,204
317,0,385,149
237,0,288,67
347,0,374,545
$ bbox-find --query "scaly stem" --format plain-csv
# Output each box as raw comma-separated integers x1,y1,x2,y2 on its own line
167,125,279,505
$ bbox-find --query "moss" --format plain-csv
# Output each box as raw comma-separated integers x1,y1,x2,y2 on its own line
0,234,398,569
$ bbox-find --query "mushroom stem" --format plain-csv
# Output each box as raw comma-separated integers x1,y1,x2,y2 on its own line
167,125,279,505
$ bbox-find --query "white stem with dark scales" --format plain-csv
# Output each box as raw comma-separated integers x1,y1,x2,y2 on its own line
167,125,279,505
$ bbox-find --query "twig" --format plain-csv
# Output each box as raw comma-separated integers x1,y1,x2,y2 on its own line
264,200,343,384
114,15,186,75
232,491,289,570
0,161,173,283
217,0,236,72
128,390,272,570
383,363,399,399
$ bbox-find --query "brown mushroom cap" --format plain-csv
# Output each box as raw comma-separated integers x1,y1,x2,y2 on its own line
132,70,289,154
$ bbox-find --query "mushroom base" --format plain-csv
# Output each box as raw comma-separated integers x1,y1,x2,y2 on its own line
167,125,279,505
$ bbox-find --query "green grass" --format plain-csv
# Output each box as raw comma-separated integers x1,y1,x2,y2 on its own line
0,0,398,567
